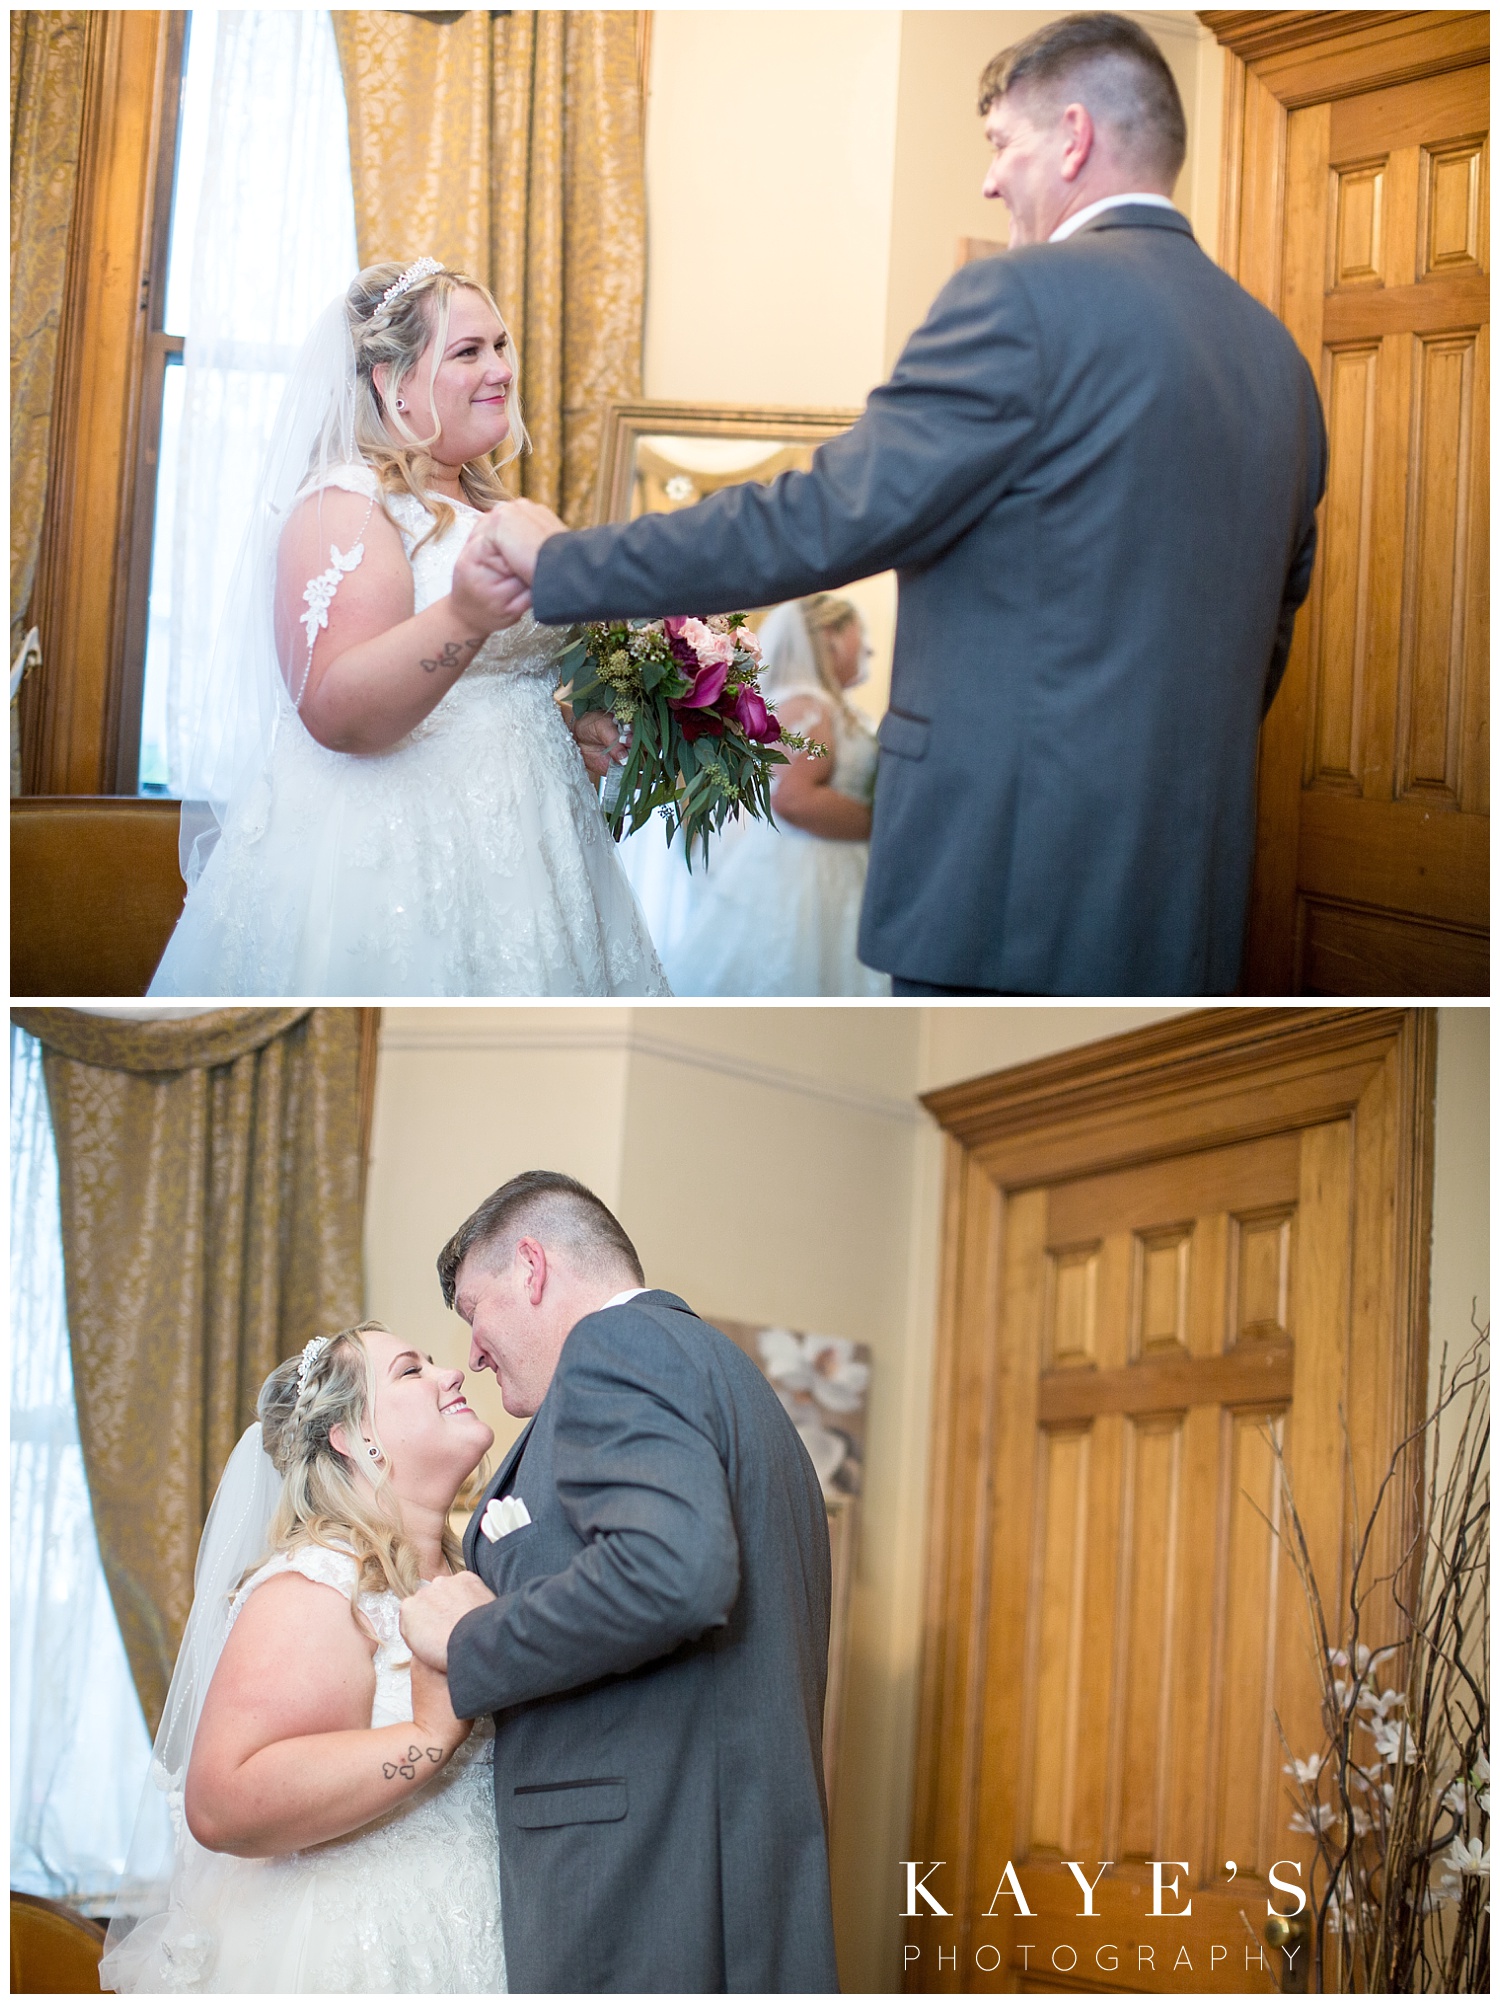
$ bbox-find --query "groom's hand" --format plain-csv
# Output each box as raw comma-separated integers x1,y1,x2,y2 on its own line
487,498,567,593
460,499,565,623
400,1571,496,1673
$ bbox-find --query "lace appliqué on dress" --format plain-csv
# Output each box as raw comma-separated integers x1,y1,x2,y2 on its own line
293,497,375,708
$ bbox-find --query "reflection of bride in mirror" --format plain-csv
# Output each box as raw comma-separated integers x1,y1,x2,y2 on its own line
660,595,891,997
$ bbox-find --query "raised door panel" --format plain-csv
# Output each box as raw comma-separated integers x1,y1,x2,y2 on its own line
1310,341,1379,787
1397,324,1485,811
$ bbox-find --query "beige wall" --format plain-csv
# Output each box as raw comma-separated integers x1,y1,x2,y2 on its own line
362,1003,1486,1991
640,11,1225,729
643,10,903,410
882,9,1222,368
363,1008,922,1442
644,11,1224,406
1429,1006,1490,1403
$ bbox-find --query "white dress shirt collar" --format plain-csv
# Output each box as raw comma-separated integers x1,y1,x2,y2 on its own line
601,1286,650,1310
1049,192,1179,243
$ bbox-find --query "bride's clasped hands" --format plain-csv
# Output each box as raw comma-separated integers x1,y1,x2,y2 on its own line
148,257,668,998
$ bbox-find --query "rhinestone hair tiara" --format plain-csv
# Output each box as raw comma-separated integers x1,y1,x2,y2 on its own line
295,1335,330,1400
381,256,443,309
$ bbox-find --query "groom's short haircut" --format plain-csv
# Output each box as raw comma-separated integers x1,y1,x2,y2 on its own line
438,1170,644,1306
978,12,1187,186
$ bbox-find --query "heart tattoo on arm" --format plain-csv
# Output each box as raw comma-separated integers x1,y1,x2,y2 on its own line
418,637,483,676
382,1744,443,1781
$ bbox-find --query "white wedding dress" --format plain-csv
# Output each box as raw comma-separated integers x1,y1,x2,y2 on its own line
148,465,668,997
100,1545,506,1994
661,693,891,996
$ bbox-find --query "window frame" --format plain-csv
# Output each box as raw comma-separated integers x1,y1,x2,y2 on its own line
114,11,189,794
20,10,186,798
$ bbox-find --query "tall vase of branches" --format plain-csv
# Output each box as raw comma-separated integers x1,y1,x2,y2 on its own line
1269,1322,1488,1992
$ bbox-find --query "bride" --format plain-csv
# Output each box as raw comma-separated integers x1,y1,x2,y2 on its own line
100,1325,505,1993
147,257,667,997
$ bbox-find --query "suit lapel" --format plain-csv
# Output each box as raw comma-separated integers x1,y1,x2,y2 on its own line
462,1420,533,1571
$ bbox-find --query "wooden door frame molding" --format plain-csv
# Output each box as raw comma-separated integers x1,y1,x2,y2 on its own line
1202,13,1413,64
909,1007,1436,1985
21,10,170,796
1202,10,1487,89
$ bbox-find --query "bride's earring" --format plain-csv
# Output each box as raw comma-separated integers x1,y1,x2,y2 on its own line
395,399,407,412
367,1442,380,1460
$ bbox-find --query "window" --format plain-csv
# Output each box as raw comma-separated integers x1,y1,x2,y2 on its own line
10,1029,167,1907
129,10,359,796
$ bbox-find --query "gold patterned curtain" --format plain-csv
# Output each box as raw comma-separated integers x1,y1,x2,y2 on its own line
9,10,91,659
11,1007,372,1732
332,9,646,526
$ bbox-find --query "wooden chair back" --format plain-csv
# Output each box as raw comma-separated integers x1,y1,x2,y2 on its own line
11,797,185,997
10,1891,108,1994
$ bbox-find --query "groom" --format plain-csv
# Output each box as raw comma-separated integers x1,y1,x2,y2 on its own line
400,1171,839,1994
477,12,1328,996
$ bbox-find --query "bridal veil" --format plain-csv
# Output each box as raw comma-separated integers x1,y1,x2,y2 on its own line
174,298,361,886
99,1425,281,1988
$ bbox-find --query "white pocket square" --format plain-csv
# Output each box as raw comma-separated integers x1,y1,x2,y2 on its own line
480,1494,532,1542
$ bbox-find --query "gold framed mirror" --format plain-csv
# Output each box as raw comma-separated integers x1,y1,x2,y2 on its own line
591,400,896,727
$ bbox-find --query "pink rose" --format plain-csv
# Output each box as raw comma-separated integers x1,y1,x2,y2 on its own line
732,624,762,661
679,617,735,669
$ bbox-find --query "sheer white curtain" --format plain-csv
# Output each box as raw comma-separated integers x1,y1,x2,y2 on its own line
10,1028,169,1903
164,8,360,798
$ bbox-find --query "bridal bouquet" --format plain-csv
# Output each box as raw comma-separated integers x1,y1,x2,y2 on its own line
557,614,820,867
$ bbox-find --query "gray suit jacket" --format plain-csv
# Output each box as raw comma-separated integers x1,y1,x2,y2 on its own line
533,207,1327,994
447,1290,838,1993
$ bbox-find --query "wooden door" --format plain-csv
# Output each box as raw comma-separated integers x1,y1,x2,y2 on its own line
1208,12,1489,995
909,1010,1433,1994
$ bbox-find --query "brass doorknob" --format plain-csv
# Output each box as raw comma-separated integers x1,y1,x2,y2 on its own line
1265,1909,1311,1992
